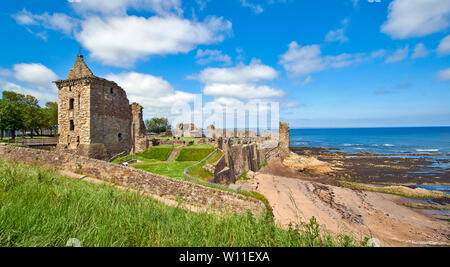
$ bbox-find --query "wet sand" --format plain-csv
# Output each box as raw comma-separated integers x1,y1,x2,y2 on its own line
290,146,450,185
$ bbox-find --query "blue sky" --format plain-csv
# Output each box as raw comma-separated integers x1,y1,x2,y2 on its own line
0,0,449,128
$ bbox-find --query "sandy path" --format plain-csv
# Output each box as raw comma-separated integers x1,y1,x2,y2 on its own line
255,173,450,246
167,147,181,161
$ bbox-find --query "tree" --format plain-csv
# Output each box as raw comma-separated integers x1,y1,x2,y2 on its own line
21,94,41,138
0,96,23,140
0,99,5,140
41,102,58,135
145,117,171,133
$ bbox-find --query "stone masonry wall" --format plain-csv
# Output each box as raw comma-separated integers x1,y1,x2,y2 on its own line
279,121,290,160
130,103,148,154
89,79,132,158
0,146,266,216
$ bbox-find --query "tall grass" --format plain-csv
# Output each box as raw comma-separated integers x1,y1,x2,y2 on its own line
0,158,362,247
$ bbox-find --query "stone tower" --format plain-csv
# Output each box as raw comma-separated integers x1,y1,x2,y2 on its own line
55,54,143,160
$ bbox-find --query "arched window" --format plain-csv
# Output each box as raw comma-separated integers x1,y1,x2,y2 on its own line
118,133,122,142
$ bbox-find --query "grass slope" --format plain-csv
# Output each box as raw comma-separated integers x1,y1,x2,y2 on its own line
139,145,174,161
0,158,362,247
132,161,196,180
176,144,215,162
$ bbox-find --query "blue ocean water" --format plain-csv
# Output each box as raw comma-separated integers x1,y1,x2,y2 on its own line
290,127,450,160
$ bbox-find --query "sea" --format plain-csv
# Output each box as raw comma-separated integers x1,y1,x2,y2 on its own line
290,127,450,159
290,127,450,194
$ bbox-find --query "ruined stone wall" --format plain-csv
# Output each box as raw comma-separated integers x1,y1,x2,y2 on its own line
211,140,274,185
0,146,266,216
131,103,148,153
279,121,290,160
89,79,132,158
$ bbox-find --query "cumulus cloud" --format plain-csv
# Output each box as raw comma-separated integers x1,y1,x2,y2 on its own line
437,35,450,56
437,68,450,81
381,0,450,39
385,45,409,63
0,63,59,104
203,83,284,99
13,9,79,36
193,59,277,84
106,72,196,118
0,80,57,104
191,59,283,100
195,49,232,65
411,43,429,59
279,41,385,77
69,0,183,17
76,15,232,67
13,63,58,87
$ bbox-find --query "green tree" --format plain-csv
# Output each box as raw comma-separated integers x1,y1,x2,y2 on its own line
41,102,58,135
0,99,6,140
0,95,23,140
145,117,171,133
21,94,41,138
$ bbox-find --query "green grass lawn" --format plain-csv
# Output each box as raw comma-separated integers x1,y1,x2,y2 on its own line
176,144,215,162
0,158,362,247
185,150,223,182
139,145,174,161
112,145,175,164
132,161,196,180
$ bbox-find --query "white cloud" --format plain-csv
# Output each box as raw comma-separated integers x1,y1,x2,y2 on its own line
106,72,196,118
0,63,59,104
191,59,283,99
13,63,58,87
193,59,277,84
69,0,183,17
203,83,284,99
13,9,79,35
325,19,349,43
279,41,385,77
0,80,57,104
437,35,450,56
76,15,232,67
411,43,429,59
195,49,232,65
437,68,450,81
241,0,264,14
385,45,409,63
381,0,450,39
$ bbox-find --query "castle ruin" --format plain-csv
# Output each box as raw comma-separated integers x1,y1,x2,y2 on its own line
54,55,147,160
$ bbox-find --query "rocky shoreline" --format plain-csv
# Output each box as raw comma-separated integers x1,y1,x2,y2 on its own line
290,146,450,186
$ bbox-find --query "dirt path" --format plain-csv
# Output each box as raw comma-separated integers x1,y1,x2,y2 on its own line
167,147,181,161
255,173,450,246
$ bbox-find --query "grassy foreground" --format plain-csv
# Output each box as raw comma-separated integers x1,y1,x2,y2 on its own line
0,158,363,247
